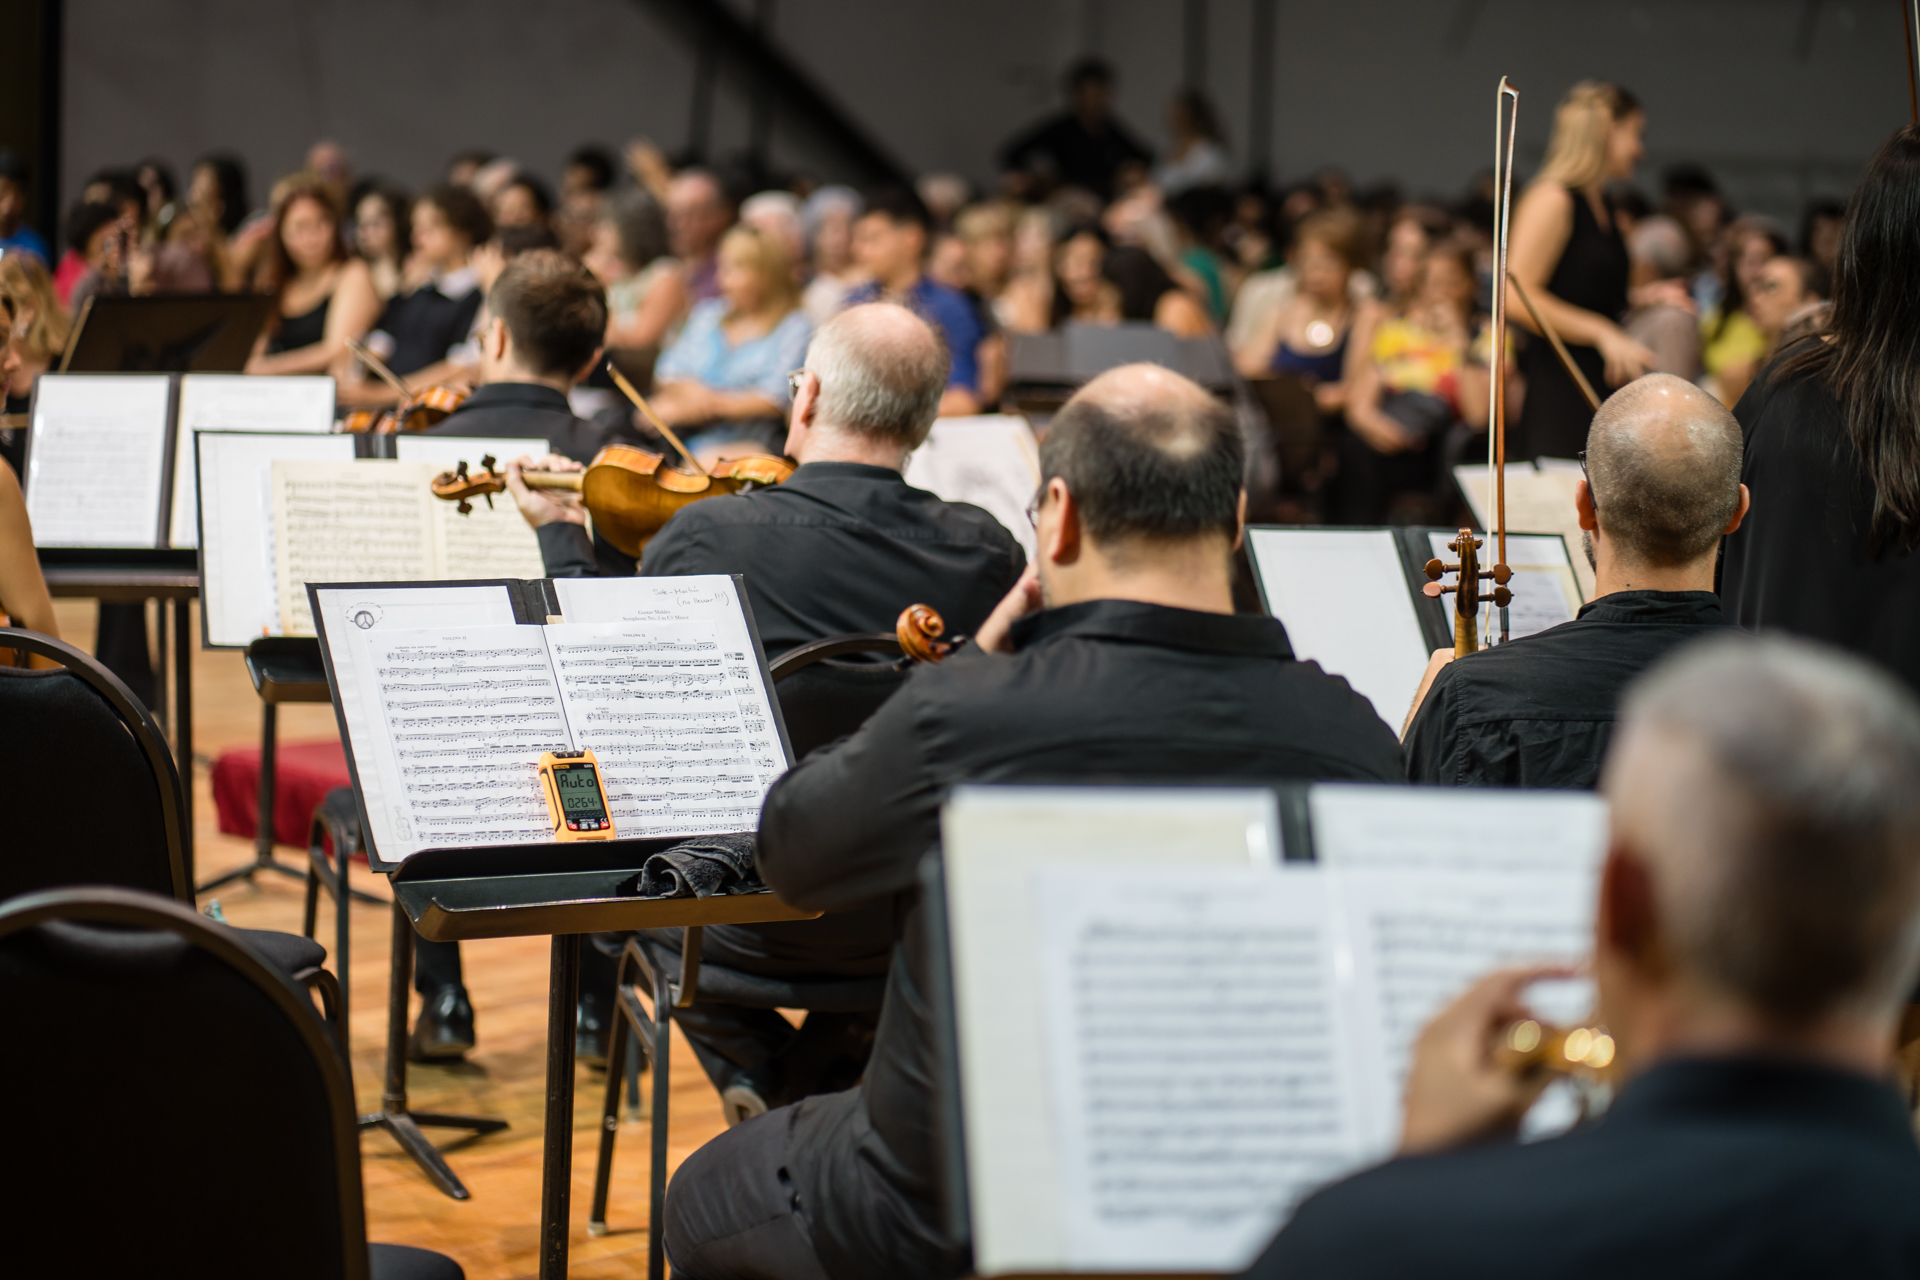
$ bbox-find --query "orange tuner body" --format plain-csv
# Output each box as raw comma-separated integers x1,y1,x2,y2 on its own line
537,749,616,842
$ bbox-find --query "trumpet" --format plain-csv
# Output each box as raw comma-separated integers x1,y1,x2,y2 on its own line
1498,1019,1617,1076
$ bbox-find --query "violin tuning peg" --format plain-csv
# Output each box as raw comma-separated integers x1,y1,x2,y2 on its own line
1492,563,1513,584
1491,586,1513,607
456,500,473,516
1421,581,1450,599
1423,557,1444,580
480,453,497,472
456,460,469,479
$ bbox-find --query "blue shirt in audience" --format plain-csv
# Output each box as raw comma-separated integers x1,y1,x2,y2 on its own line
844,275,984,394
654,298,814,408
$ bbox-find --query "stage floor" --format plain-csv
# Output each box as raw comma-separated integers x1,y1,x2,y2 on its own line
57,599,731,1278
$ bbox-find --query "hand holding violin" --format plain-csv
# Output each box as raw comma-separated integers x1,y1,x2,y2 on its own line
504,455,586,529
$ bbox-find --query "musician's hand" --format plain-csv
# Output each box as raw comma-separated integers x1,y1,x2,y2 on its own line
1399,964,1575,1156
972,564,1043,655
504,454,585,530
1597,328,1656,387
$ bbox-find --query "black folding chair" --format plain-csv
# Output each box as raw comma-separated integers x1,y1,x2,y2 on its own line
587,630,907,1280
0,886,462,1280
0,628,341,1025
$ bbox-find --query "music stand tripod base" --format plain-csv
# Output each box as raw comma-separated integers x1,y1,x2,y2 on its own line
359,898,507,1199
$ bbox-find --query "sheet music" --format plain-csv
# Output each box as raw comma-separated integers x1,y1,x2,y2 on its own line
25,374,172,547
398,435,551,580
1455,463,1596,601
1336,865,1597,1154
1036,865,1360,1272
903,414,1042,561
310,585,523,862
272,460,437,636
366,626,569,853
198,432,354,646
394,434,548,468
1245,528,1430,726
168,375,334,547
1308,783,1607,875
547,619,789,836
1426,531,1583,641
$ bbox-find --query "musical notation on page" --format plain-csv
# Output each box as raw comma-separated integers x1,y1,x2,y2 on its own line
25,374,173,548
273,460,436,635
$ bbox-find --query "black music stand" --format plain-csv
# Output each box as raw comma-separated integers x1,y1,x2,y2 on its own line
61,293,276,374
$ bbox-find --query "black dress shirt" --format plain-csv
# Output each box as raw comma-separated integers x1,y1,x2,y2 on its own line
537,460,1026,659
377,278,483,377
1721,359,1920,694
1248,1057,1920,1280
1404,590,1729,790
755,600,1404,1279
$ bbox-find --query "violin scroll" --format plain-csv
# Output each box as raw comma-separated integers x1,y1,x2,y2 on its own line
896,604,967,664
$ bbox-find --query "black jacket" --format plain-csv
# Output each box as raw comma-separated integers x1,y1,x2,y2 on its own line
1404,590,1729,789
755,600,1404,1279
537,460,1026,659
1721,359,1920,694
1248,1057,1920,1279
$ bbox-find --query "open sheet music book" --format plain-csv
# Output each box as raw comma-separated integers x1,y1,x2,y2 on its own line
309,574,792,867
1244,526,1585,726
939,783,1605,1276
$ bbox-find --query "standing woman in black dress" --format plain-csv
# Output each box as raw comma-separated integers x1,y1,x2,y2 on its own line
1720,125,1920,691
1506,82,1656,460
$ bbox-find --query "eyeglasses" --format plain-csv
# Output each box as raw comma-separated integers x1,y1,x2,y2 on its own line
786,368,811,399
1578,449,1597,514
1025,491,1046,529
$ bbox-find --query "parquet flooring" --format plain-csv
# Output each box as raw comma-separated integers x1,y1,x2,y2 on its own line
52,598,728,1278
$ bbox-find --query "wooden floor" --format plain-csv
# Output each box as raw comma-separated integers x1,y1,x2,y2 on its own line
53,598,729,1278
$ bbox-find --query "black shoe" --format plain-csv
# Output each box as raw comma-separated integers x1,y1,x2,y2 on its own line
409,984,475,1062
576,989,611,1069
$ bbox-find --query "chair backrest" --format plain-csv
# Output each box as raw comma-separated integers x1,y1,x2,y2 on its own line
769,634,910,762
0,887,369,1279
0,628,187,900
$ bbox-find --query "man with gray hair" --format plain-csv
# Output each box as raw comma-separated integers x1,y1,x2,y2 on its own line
1250,633,1920,1276
1404,373,1748,788
504,302,1024,1098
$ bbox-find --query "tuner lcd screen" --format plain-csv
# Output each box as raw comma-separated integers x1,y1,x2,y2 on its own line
554,764,609,821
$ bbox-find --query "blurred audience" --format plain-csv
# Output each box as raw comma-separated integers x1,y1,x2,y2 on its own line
999,57,1152,201
584,187,686,353
846,185,988,415
245,176,381,377
668,169,735,303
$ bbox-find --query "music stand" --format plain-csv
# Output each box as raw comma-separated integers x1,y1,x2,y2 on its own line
61,294,276,374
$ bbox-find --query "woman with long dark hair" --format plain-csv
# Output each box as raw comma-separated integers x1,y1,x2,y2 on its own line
244,175,379,376
1721,125,1920,690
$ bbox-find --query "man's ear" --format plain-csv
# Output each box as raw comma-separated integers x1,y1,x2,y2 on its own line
1575,479,1599,534
486,314,510,363
1233,489,1248,552
1597,845,1661,972
783,369,818,457
1044,477,1082,566
1724,483,1751,535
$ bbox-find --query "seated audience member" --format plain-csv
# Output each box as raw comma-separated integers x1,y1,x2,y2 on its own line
846,186,989,416
61,200,131,312
0,289,59,660
583,186,685,351
668,168,735,304
646,224,812,461
505,303,1026,1076
1717,254,1826,407
186,153,252,291
244,176,381,377
1253,633,1920,1278
1700,216,1788,406
1236,209,1382,415
0,150,49,263
1153,89,1233,196
1339,239,1493,523
1624,215,1703,381
359,184,494,388
1008,225,1213,340
658,363,1403,1280
492,172,553,232
1405,374,1746,787
800,186,863,324
348,182,411,301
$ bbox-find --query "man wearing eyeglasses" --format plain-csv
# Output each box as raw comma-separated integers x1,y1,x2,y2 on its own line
1401,373,1747,789
502,301,1024,1104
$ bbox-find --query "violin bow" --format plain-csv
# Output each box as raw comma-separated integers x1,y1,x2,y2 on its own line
1505,270,1601,413
1490,76,1520,645
604,361,711,478
346,337,415,399
1906,0,1919,124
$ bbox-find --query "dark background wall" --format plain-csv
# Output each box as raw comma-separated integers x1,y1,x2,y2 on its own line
54,0,1917,232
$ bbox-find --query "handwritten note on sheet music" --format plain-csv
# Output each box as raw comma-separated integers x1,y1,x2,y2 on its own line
1425,530,1583,641
198,432,355,646
1037,866,1360,1272
368,628,569,850
168,375,334,548
25,375,173,547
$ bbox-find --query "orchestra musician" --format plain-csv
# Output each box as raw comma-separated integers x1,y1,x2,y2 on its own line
1403,373,1746,788
0,287,58,663
1248,634,1920,1277
658,363,1404,1280
502,302,1025,1087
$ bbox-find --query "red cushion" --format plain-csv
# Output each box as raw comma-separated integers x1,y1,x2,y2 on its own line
210,740,356,856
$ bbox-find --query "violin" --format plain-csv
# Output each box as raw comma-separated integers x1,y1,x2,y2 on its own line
895,603,964,663
341,337,471,434
430,446,794,559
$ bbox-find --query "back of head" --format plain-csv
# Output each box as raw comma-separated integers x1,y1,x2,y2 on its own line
1779,124,1920,556
1042,363,1243,548
421,182,494,246
607,186,669,271
489,248,607,379
859,184,931,234
63,199,119,255
1613,634,1920,1024
805,302,949,450
0,252,70,361
1629,215,1691,282
1538,80,1639,191
1586,373,1743,567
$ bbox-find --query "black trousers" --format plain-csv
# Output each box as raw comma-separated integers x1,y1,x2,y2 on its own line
662,1105,833,1280
413,936,462,994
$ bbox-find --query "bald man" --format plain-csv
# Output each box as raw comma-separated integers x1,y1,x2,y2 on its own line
661,365,1403,1280
1404,374,1749,789
493,302,1024,1086
1250,634,1920,1277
